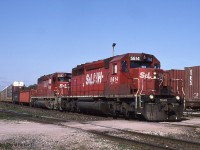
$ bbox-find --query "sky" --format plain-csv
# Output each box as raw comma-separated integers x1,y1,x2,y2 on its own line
0,0,200,90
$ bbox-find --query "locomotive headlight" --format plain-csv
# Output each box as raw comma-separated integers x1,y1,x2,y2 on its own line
153,72,157,79
149,94,154,100
176,96,180,101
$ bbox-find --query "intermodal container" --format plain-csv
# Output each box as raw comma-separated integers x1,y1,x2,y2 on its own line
185,66,200,108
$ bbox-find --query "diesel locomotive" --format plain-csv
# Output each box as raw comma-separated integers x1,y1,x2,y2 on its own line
30,72,71,109
63,53,184,121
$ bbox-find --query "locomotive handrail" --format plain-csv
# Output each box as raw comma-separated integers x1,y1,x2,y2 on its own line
133,78,139,114
133,78,140,96
171,78,185,96
140,79,144,95
150,77,163,94
142,77,163,95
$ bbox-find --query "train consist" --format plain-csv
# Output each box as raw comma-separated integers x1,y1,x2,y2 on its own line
0,52,185,121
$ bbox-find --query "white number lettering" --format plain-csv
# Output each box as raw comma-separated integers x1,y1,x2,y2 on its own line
130,56,140,61
110,76,119,84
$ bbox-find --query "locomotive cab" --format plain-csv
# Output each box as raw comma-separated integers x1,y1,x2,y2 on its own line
36,72,71,97
52,73,71,96
108,53,161,96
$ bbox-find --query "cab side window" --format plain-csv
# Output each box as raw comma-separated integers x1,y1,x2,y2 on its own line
112,63,117,74
154,63,160,69
121,61,128,72
53,77,56,83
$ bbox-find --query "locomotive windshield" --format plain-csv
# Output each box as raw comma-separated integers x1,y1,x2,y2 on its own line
130,61,160,69
58,76,71,82
130,61,152,68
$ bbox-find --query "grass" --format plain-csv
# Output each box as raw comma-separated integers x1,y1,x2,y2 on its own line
0,113,18,120
0,143,12,150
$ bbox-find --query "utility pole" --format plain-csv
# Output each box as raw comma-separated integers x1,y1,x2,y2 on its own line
112,43,116,57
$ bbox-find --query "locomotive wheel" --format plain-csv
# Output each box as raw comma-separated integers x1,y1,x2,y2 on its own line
125,111,130,120
122,107,130,120
59,106,63,112
113,111,119,119
46,100,54,110
30,100,35,107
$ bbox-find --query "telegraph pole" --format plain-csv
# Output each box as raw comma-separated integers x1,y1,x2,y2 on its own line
112,43,116,57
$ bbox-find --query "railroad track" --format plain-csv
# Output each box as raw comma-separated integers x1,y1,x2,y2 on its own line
161,120,200,129
184,111,200,117
85,124,200,150
1,108,200,150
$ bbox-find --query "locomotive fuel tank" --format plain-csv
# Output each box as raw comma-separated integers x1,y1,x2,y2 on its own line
77,101,110,115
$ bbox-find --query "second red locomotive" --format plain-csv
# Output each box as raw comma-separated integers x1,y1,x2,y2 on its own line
30,72,71,109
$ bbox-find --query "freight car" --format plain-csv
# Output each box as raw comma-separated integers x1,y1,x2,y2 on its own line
166,67,200,109
19,89,36,105
185,66,200,108
59,53,184,121
0,81,24,103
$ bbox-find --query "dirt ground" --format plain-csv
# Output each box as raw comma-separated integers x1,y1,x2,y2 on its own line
64,118,200,141
0,118,200,150
1,103,200,150
0,120,119,150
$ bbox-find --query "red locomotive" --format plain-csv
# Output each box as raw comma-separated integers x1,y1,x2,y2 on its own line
61,53,183,121
30,72,71,109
